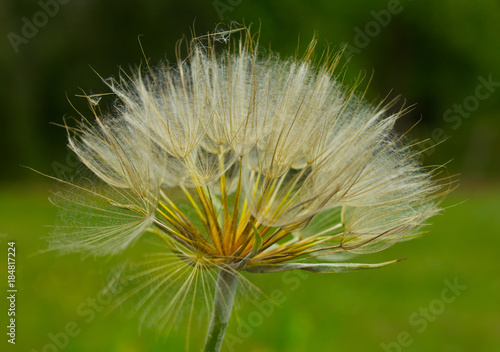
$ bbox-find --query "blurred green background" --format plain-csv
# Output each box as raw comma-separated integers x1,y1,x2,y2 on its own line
1,0,499,351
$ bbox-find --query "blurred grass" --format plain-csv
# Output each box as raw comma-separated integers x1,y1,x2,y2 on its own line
1,183,499,351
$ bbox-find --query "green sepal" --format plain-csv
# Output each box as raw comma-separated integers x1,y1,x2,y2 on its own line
246,259,404,273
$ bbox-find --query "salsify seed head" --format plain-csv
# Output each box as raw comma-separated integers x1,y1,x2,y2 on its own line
50,26,451,333
54,26,449,264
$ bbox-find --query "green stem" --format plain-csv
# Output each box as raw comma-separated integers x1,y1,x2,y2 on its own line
202,268,238,352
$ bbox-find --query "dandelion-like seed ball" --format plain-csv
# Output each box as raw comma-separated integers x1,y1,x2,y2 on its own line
50,27,450,352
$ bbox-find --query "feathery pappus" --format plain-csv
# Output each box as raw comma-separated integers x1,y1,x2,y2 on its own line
49,26,452,351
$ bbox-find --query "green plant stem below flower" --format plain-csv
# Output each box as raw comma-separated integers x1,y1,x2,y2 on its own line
202,268,238,352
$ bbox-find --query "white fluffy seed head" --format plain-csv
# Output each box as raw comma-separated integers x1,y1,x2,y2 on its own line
60,27,451,258
49,28,456,340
